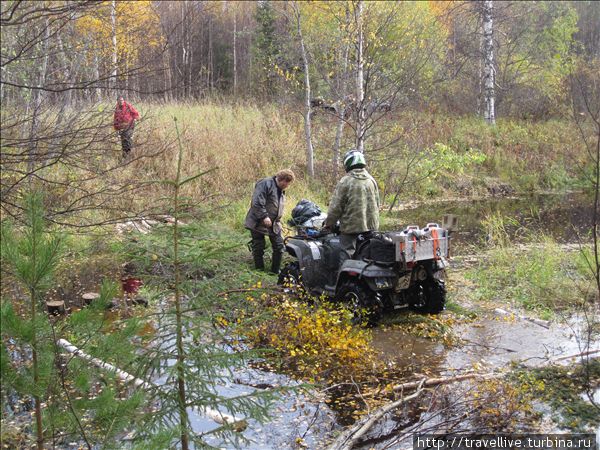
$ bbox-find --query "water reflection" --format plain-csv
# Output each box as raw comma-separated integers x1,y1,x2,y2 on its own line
385,191,594,255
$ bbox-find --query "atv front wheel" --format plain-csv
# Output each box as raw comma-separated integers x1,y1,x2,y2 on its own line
336,281,382,326
410,279,446,314
278,262,304,292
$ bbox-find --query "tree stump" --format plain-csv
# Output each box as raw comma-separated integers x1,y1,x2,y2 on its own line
82,292,100,306
131,297,148,307
46,300,66,316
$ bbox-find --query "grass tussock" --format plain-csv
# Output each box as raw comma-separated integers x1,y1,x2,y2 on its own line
467,214,595,317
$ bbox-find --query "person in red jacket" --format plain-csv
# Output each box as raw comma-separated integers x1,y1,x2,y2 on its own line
113,96,140,157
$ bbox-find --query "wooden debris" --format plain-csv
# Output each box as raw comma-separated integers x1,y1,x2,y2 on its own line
391,372,496,394
494,307,550,329
327,381,427,450
46,300,66,316
115,216,187,235
56,338,247,431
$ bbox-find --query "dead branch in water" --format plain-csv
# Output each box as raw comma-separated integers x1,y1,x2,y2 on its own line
327,380,426,450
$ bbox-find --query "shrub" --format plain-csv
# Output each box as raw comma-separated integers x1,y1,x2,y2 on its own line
245,294,375,383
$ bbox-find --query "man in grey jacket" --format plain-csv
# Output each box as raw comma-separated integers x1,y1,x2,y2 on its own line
244,169,295,273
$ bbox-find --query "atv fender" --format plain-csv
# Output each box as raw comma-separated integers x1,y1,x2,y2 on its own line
284,242,302,261
336,259,396,292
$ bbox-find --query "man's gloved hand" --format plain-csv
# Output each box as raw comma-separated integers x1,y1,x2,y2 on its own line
263,217,273,228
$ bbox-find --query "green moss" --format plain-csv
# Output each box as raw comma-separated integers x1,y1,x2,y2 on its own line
512,359,600,431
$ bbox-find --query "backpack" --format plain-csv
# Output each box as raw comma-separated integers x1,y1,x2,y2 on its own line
355,232,396,263
288,199,322,226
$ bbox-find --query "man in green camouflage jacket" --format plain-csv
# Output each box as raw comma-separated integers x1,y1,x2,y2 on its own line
325,150,380,262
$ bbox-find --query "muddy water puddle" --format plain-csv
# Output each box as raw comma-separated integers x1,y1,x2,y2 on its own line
371,309,594,375
387,191,593,255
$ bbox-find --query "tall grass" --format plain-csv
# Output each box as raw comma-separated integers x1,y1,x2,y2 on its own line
467,215,592,317
6,101,589,229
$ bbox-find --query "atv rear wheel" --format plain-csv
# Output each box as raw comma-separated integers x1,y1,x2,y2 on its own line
336,281,382,326
410,278,446,314
278,262,304,293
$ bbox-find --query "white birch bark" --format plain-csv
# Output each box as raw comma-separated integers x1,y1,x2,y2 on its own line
355,0,366,152
56,339,245,429
333,6,352,175
292,1,314,177
482,0,496,124
233,9,238,97
111,0,118,92
94,52,102,102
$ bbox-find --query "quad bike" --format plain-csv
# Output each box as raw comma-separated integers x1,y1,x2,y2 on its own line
278,209,456,324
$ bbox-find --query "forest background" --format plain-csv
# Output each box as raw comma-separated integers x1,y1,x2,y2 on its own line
1,1,599,449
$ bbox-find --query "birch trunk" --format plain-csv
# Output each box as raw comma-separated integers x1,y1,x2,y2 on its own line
355,0,366,152
209,16,214,93
292,2,314,177
233,10,238,97
333,6,352,175
482,0,495,124
94,52,102,102
111,0,118,92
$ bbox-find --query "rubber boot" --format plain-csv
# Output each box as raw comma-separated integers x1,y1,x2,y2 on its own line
253,253,265,271
270,251,282,274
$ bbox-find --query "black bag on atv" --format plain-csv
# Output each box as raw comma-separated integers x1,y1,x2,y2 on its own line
355,232,396,263
288,199,322,227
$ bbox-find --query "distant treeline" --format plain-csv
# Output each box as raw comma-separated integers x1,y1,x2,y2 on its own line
1,1,599,119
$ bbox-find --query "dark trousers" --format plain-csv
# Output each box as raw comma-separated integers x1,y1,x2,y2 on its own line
250,230,284,272
339,233,360,268
119,128,134,156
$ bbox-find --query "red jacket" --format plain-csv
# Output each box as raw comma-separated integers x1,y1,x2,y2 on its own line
113,102,140,130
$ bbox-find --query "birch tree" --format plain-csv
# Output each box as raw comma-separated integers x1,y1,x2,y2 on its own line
354,0,366,152
292,1,314,177
482,0,495,124
111,0,117,92
333,5,352,175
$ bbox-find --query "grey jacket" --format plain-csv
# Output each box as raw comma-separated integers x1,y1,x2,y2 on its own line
244,176,285,235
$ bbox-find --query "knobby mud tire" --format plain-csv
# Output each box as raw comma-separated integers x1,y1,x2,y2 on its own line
278,262,305,293
410,279,446,314
336,281,382,326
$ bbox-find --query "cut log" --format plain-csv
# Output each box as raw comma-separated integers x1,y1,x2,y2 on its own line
391,372,496,393
56,338,246,430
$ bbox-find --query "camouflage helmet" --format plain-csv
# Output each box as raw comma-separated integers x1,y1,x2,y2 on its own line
343,149,366,172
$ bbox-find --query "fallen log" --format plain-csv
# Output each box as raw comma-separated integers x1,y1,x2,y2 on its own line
391,372,496,393
327,381,426,450
494,307,550,329
552,348,600,362
329,349,599,450
56,338,246,430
